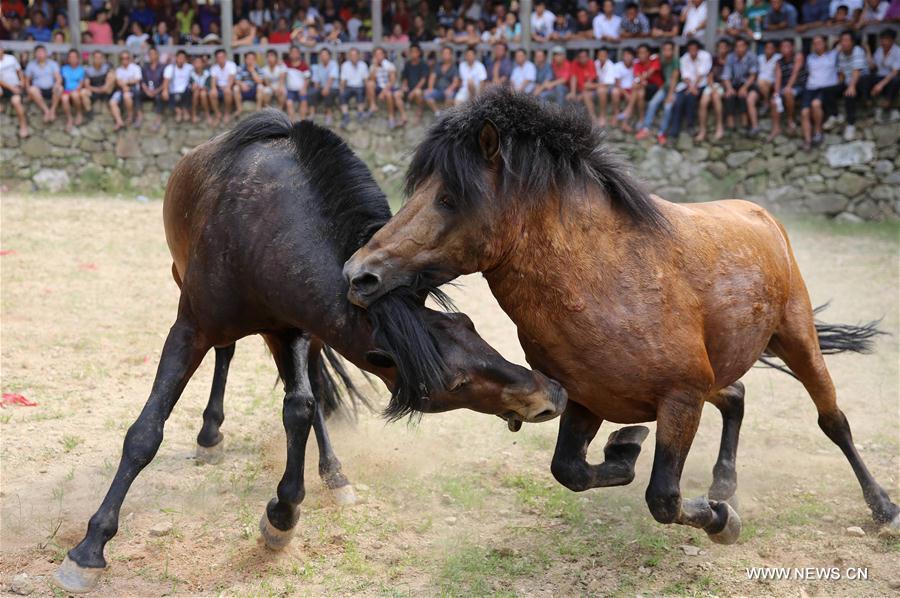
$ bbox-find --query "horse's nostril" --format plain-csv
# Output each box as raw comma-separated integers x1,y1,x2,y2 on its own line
533,408,557,421
351,272,381,295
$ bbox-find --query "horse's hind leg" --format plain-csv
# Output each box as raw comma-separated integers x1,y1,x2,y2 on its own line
258,331,316,550
54,309,210,593
312,405,357,506
195,343,236,465
768,286,899,530
551,401,650,491
705,382,745,504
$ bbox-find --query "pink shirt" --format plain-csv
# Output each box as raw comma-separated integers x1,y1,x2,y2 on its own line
87,21,113,44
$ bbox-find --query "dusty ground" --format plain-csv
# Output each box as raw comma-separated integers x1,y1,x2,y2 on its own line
0,194,898,597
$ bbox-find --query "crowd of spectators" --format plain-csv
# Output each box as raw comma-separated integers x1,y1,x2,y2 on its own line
0,0,897,147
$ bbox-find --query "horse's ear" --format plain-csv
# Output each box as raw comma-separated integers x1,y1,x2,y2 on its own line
478,119,500,163
365,349,396,369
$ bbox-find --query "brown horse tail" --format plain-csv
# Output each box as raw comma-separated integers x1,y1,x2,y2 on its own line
316,344,373,419
757,303,886,380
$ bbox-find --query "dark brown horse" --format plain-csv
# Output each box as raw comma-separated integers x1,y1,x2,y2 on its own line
344,88,898,543
53,111,566,593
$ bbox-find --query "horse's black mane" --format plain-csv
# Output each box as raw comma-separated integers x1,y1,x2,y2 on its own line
215,110,449,420
405,87,668,229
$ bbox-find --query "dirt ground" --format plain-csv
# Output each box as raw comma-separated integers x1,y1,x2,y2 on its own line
1,194,898,597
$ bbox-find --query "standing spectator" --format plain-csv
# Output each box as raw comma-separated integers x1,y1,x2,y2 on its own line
60,48,85,131
259,49,287,110
572,9,595,39
233,51,262,115
531,0,556,41
248,0,272,29
836,29,867,140
510,48,537,94
309,48,337,124
141,46,165,130
456,46,488,104
681,0,707,37
766,0,799,28
569,48,600,119
340,47,368,125
437,0,457,30
189,55,211,124
285,46,310,121
126,22,149,55
662,38,710,144
620,2,650,37
801,35,839,149
536,47,569,104
175,2,195,42
652,2,680,36
499,12,522,42
636,40,679,140
797,0,831,29
409,15,433,43
24,9,50,41
25,44,60,123
593,0,622,41
866,29,899,122
722,36,758,132
129,0,155,31
855,0,889,25
153,21,172,45
83,50,113,115
110,51,142,130
367,46,398,126
627,44,663,131
770,39,806,138
828,4,852,24
745,0,770,36
829,0,863,19
233,18,257,46
209,48,237,125
395,43,429,125
86,8,113,45
747,39,781,135
162,49,193,123
487,42,513,87
724,0,751,35
550,12,575,41
425,45,459,115
0,46,29,137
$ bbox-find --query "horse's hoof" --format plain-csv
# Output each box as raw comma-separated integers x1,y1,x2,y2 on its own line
707,502,742,545
330,484,358,506
52,555,105,593
195,436,225,465
258,513,295,550
881,512,900,537
605,425,650,449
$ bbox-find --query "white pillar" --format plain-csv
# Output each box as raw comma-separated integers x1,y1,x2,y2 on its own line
372,0,383,44
704,0,719,52
68,0,80,50
520,0,532,52
221,0,234,57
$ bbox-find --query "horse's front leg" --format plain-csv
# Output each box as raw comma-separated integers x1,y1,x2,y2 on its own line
646,391,742,545
258,331,316,550
551,401,650,492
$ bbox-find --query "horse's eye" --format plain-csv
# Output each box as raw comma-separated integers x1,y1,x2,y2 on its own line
448,374,469,392
436,195,455,211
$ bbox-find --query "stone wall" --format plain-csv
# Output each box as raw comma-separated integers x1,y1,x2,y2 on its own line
2,107,898,221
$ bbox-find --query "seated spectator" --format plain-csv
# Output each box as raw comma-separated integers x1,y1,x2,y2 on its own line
829,4,852,24
86,8,113,45
126,22,150,55
189,55,211,124
765,0,798,29
510,48,537,95
745,0,769,36
0,46,29,138
409,15,434,43
625,44,663,131
866,29,899,122
723,0,751,36
457,46,487,104
572,9,595,39
231,19,256,46
394,43,429,125
110,50,142,130
24,9,50,42
209,48,238,125
801,35,839,149
259,49,287,111
550,12,575,40
829,0,863,19
620,2,650,37
152,21,172,46
681,0,707,38
141,46,166,130
662,38,711,144
340,47,368,125
25,44,60,123
531,0,556,41
437,0,457,29
797,0,831,30
855,0,889,25
593,0,622,41
59,48,85,131
425,45,459,115
486,41,513,87
535,47,569,104
722,36,758,132
770,39,806,138
186,23,204,45
636,40,679,140
162,50,193,123
569,48,601,121
445,16,468,42
612,48,637,130
836,29,868,140
83,50,113,116
746,39,781,136
366,47,398,126
309,48,338,124
284,46,310,121
652,2,680,36
585,47,617,125
233,51,262,115
500,12,522,42
269,18,292,44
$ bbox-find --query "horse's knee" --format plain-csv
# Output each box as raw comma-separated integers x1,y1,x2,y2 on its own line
283,391,315,427
646,486,681,524
551,456,590,492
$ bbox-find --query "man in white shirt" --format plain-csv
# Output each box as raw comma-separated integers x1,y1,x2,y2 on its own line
585,47,617,125
162,50,193,123
259,48,287,110
209,48,238,124
0,47,29,138
456,47,487,104
340,47,369,126
681,0,707,37
110,50,142,130
593,0,622,41
510,49,537,94
866,29,899,121
612,48,636,129
531,1,556,41
800,35,839,149
366,46,399,127
661,39,711,143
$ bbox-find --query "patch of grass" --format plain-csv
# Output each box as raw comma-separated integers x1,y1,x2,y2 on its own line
60,434,83,452
437,542,548,597
773,492,829,527
438,473,490,510
502,473,586,525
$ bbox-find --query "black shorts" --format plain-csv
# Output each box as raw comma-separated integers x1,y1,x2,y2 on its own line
800,86,836,109
38,86,54,100
0,87,23,101
169,89,191,108
644,84,659,102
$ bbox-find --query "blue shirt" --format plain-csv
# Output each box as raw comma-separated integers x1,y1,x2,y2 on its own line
765,3,798,27
24,25,51,41
801,0,830,22
129,8,155,29
61,64,84,91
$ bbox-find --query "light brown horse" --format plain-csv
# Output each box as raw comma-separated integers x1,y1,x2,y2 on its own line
343,88,899,542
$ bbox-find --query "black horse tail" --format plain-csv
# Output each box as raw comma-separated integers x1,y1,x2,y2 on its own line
315,344,373,419
757,303,885,380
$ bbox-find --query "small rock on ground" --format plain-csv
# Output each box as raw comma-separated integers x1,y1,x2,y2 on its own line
149,521,173,537
10,573,34,595
845,526,865,537
680,544,701,556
